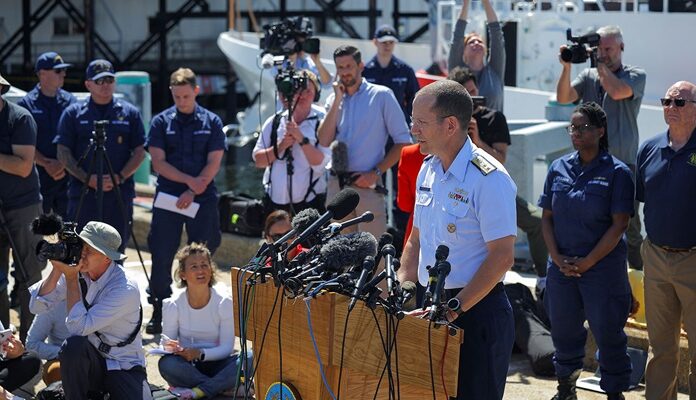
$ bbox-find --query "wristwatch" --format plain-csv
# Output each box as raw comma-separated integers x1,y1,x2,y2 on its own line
198,349,206,362
447,297,462,315
300,137,310,146
373,167,383,177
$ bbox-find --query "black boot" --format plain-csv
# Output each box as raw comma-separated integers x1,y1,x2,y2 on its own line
551,369,581,400
146,299,162,334
606,393,625,400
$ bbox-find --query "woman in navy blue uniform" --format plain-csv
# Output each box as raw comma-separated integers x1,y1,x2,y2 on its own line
539,102,634,400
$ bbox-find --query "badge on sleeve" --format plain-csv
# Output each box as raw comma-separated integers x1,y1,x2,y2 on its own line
447,223,456,233
471,153,496,176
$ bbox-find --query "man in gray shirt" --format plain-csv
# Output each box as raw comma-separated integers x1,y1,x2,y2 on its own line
556,25,646,270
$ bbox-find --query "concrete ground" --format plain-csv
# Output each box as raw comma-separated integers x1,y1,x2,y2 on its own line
8,246,689,399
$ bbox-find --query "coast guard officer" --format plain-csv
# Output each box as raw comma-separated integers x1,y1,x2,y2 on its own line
398,80,517,400
56,59,146,249
18,51,76,216
539,102,633,400
145,68,225,334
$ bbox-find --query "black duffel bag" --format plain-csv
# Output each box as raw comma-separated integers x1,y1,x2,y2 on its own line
218,191,265,237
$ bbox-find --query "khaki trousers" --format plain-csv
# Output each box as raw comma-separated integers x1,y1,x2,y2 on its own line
643,239,696,400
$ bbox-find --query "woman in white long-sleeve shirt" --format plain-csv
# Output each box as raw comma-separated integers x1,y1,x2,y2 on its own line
158,243,252,400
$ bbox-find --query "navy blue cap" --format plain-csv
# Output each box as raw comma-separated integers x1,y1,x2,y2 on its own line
374,25,399,42
85,59,116,81
35,52,72,71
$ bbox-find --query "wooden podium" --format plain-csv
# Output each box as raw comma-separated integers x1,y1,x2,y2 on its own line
231,268,463,400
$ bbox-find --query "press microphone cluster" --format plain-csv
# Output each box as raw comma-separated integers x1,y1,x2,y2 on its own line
423,245,452,321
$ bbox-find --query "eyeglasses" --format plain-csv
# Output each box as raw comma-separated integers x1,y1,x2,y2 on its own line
566,123,596,135
660,98,696,107
93,76,115,85
270,231,292,242
410,115,452,129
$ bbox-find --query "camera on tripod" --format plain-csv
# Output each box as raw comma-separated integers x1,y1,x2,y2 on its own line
561,28,600,66
93,120,108,144
32,214,84,265
260,16,320,56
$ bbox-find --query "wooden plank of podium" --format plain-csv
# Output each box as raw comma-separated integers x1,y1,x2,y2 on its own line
231,267,462,400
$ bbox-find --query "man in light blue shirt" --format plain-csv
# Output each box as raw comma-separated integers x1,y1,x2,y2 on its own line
318,45,411,238
26,299,70,383
29,221,151,400
398,80,516,400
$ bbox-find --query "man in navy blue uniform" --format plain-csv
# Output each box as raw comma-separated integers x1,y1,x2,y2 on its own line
0,73,47,342
18,52,76,217
637,81,696,399
363,25,420,123
55,59,146,251
144,68,225,334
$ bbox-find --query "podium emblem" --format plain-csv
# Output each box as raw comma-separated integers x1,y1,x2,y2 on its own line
265,382,301,400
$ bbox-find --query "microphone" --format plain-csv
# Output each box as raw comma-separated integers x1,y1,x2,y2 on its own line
287,188,360,250
349,255,376,312
290,208,321,248
430,261,451,312
382,243,397,296
423,264,438,308
322,211,374,236
261,53,275,69
330,141,349,175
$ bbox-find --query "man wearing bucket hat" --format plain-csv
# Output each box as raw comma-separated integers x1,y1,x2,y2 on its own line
55,59,146,249
0,72,47,343
29,221,152,400
18,52,76,217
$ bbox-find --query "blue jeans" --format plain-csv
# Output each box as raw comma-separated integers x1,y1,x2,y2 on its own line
158,351,253,397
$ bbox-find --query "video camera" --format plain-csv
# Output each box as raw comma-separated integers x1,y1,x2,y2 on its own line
32,214,84,265
275,68,310,102
561,28,600,67
261,17,320,56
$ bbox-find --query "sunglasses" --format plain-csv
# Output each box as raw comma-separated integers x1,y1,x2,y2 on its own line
566,123,596,135
660,98,696,107
270,231,292,242
93,76,115,85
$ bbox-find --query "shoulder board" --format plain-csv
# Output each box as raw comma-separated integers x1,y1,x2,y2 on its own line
471,153,497,176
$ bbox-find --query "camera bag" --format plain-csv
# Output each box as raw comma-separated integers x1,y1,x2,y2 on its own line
218,191,265,237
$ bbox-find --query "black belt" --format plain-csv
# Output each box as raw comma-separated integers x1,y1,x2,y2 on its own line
445,281,505,300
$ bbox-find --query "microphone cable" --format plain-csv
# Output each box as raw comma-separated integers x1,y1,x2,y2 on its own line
428,320,436,400
277,290,285,400
304,297,338,400
247,284,282,395
335,303,351,400
369,308,395,400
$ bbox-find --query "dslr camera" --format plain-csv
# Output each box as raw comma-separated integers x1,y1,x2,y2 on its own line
261,16,320,56
32,214,84,265
561,28,600,67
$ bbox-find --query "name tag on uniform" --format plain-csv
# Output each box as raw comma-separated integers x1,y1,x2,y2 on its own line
111,120,130,126
588,176,609,187
166,130,176,135
392,77,408,84
193,130,211,135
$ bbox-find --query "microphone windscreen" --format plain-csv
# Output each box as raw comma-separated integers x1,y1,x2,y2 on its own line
330,141,349,173
435,244,450,262
31,213,64,235
401,280,418,311
319,232,378,272
291,208,321,248
327,188,360,220
378,232,393,251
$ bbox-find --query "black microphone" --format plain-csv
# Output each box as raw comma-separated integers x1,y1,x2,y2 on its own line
321,211,374,236
423,264,438,308
430,261,451,311
273,208,320,251
349,255,376,311
287,188,360,251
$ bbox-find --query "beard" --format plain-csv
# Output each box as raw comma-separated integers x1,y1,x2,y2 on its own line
341,75,358,88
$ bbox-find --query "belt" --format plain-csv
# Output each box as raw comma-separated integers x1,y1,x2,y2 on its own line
446,281,505,300
658,245,696,253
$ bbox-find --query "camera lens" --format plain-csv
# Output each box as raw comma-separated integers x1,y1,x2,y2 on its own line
560,47,574,63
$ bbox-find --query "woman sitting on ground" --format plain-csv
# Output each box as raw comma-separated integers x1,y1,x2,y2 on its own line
158,243,253,399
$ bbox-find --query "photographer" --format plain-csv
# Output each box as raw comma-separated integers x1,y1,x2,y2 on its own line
29,221,151,400
268,17,332,86
55,59,146,249
253,70,330,216
0,73,47,343
556,25,646,271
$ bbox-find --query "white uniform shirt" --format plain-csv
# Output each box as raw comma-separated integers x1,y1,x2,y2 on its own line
414,139,517,288
253,104,330,204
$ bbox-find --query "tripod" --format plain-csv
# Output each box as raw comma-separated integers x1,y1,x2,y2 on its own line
73,120,151,287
